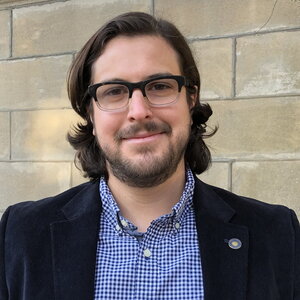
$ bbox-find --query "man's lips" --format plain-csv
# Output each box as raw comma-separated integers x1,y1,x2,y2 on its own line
123,131,163,139
122,131,164,142
115,121,172,142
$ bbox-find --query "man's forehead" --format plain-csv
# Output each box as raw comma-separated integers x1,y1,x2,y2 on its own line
91,35,181,83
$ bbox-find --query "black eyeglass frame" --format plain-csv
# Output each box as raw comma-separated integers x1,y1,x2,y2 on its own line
87,75,192,111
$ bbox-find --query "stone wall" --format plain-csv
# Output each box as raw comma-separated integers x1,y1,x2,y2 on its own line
0,0,299,217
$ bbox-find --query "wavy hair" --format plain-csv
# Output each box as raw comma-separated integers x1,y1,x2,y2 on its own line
67,12,216,180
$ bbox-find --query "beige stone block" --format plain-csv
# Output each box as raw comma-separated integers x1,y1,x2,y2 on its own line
236,31,300,97
0,10,10,58
0,55,71,110
12,0,151,56
191,39,232,99
0,0,48,9
71,162,89,187
206,97,300,159
0,162,71,210
197,162,229,190
232,161,300,217
0,112,10,160
155,0,300,38
11,109,80,160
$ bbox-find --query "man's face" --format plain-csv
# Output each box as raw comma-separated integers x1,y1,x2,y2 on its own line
91,35,194,187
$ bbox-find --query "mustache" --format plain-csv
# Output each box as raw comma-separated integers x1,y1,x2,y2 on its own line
115,121,172,140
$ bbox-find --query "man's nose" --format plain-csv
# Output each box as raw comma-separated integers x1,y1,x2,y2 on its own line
127,89,153,121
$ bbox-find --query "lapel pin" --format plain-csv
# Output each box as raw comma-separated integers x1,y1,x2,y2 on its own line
226,238,242,249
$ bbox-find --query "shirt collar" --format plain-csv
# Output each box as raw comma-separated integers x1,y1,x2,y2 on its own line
171,168,195,225
99,168,195,230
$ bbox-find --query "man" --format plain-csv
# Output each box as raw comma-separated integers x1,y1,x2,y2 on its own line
0,12,299,300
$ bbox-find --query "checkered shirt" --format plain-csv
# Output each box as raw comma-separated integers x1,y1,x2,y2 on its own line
94,169,204,299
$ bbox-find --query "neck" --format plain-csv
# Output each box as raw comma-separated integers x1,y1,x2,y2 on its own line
107,160,186,232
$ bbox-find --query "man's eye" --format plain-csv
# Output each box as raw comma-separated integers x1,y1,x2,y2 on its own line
148,82,172,91
154,83,172,90
101,86,128,97
106,87,126,96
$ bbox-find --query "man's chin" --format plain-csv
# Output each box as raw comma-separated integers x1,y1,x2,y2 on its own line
108,155,178,188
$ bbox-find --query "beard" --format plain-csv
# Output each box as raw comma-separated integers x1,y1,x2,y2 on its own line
98,121,190,188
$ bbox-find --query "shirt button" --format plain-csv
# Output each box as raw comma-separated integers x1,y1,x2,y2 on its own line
121,220,128,227
175,222,180,229
115,224,121,231
143,249,151,258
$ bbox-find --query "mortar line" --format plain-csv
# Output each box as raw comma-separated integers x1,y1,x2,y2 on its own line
187,27,300,43
0,51,76,62
211,158,300,163
232,37,237,99
9,111,12,161
151,0,155,16
0,160,75,163
0,0,69,11
228,161,233,192
9,8,12,58
0,107,73,113
1,158,300,163
201,93,300,102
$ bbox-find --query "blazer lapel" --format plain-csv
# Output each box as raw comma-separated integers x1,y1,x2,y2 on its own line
193,180,249,300
50,182,101,300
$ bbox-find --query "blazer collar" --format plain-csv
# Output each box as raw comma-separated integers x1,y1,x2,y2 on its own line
50,181,101,300
193,178,249,300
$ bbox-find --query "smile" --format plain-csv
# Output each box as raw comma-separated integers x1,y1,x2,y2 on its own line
123,132,164,143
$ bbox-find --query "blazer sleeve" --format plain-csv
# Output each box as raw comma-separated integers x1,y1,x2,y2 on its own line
291,210,300,299
0,207,10,300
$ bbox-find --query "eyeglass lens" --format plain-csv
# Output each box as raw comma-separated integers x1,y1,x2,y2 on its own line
95,78,180,110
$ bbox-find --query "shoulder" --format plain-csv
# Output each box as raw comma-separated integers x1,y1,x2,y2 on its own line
194,178,299,229
1,181,99,230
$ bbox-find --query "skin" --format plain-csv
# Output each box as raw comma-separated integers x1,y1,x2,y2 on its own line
91,35,195,232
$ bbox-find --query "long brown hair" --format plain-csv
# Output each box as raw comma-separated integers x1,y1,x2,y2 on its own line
67,12,216,180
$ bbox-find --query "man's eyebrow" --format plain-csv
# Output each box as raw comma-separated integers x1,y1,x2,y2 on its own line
145,72,174,80
99,72,174,83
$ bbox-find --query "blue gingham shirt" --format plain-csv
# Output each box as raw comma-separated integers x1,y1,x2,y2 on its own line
94,169,204,299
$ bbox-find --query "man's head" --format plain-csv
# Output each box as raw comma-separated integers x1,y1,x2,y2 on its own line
67,12,215,184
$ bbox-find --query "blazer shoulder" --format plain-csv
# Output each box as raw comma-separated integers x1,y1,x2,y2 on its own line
195,178,299,226
1,181,98,227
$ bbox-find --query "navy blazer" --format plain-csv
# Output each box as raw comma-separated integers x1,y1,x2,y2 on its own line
1,178,299,299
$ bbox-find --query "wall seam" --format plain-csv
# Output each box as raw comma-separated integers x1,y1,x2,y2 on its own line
9,111,12,160
211,158,300,162
202,94,300,101
0,0,69,11
4,159,299,163
228,161,233,192
187,27,300,42
232,38,237,99
9,8,12,57
0,51,76,61
151,0,155,16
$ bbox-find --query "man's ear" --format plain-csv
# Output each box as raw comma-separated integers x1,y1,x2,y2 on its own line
189,85,198,110
88,103,96,136
91,120,96,136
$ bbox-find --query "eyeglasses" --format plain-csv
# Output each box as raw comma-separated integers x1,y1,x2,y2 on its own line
88,75,191,112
